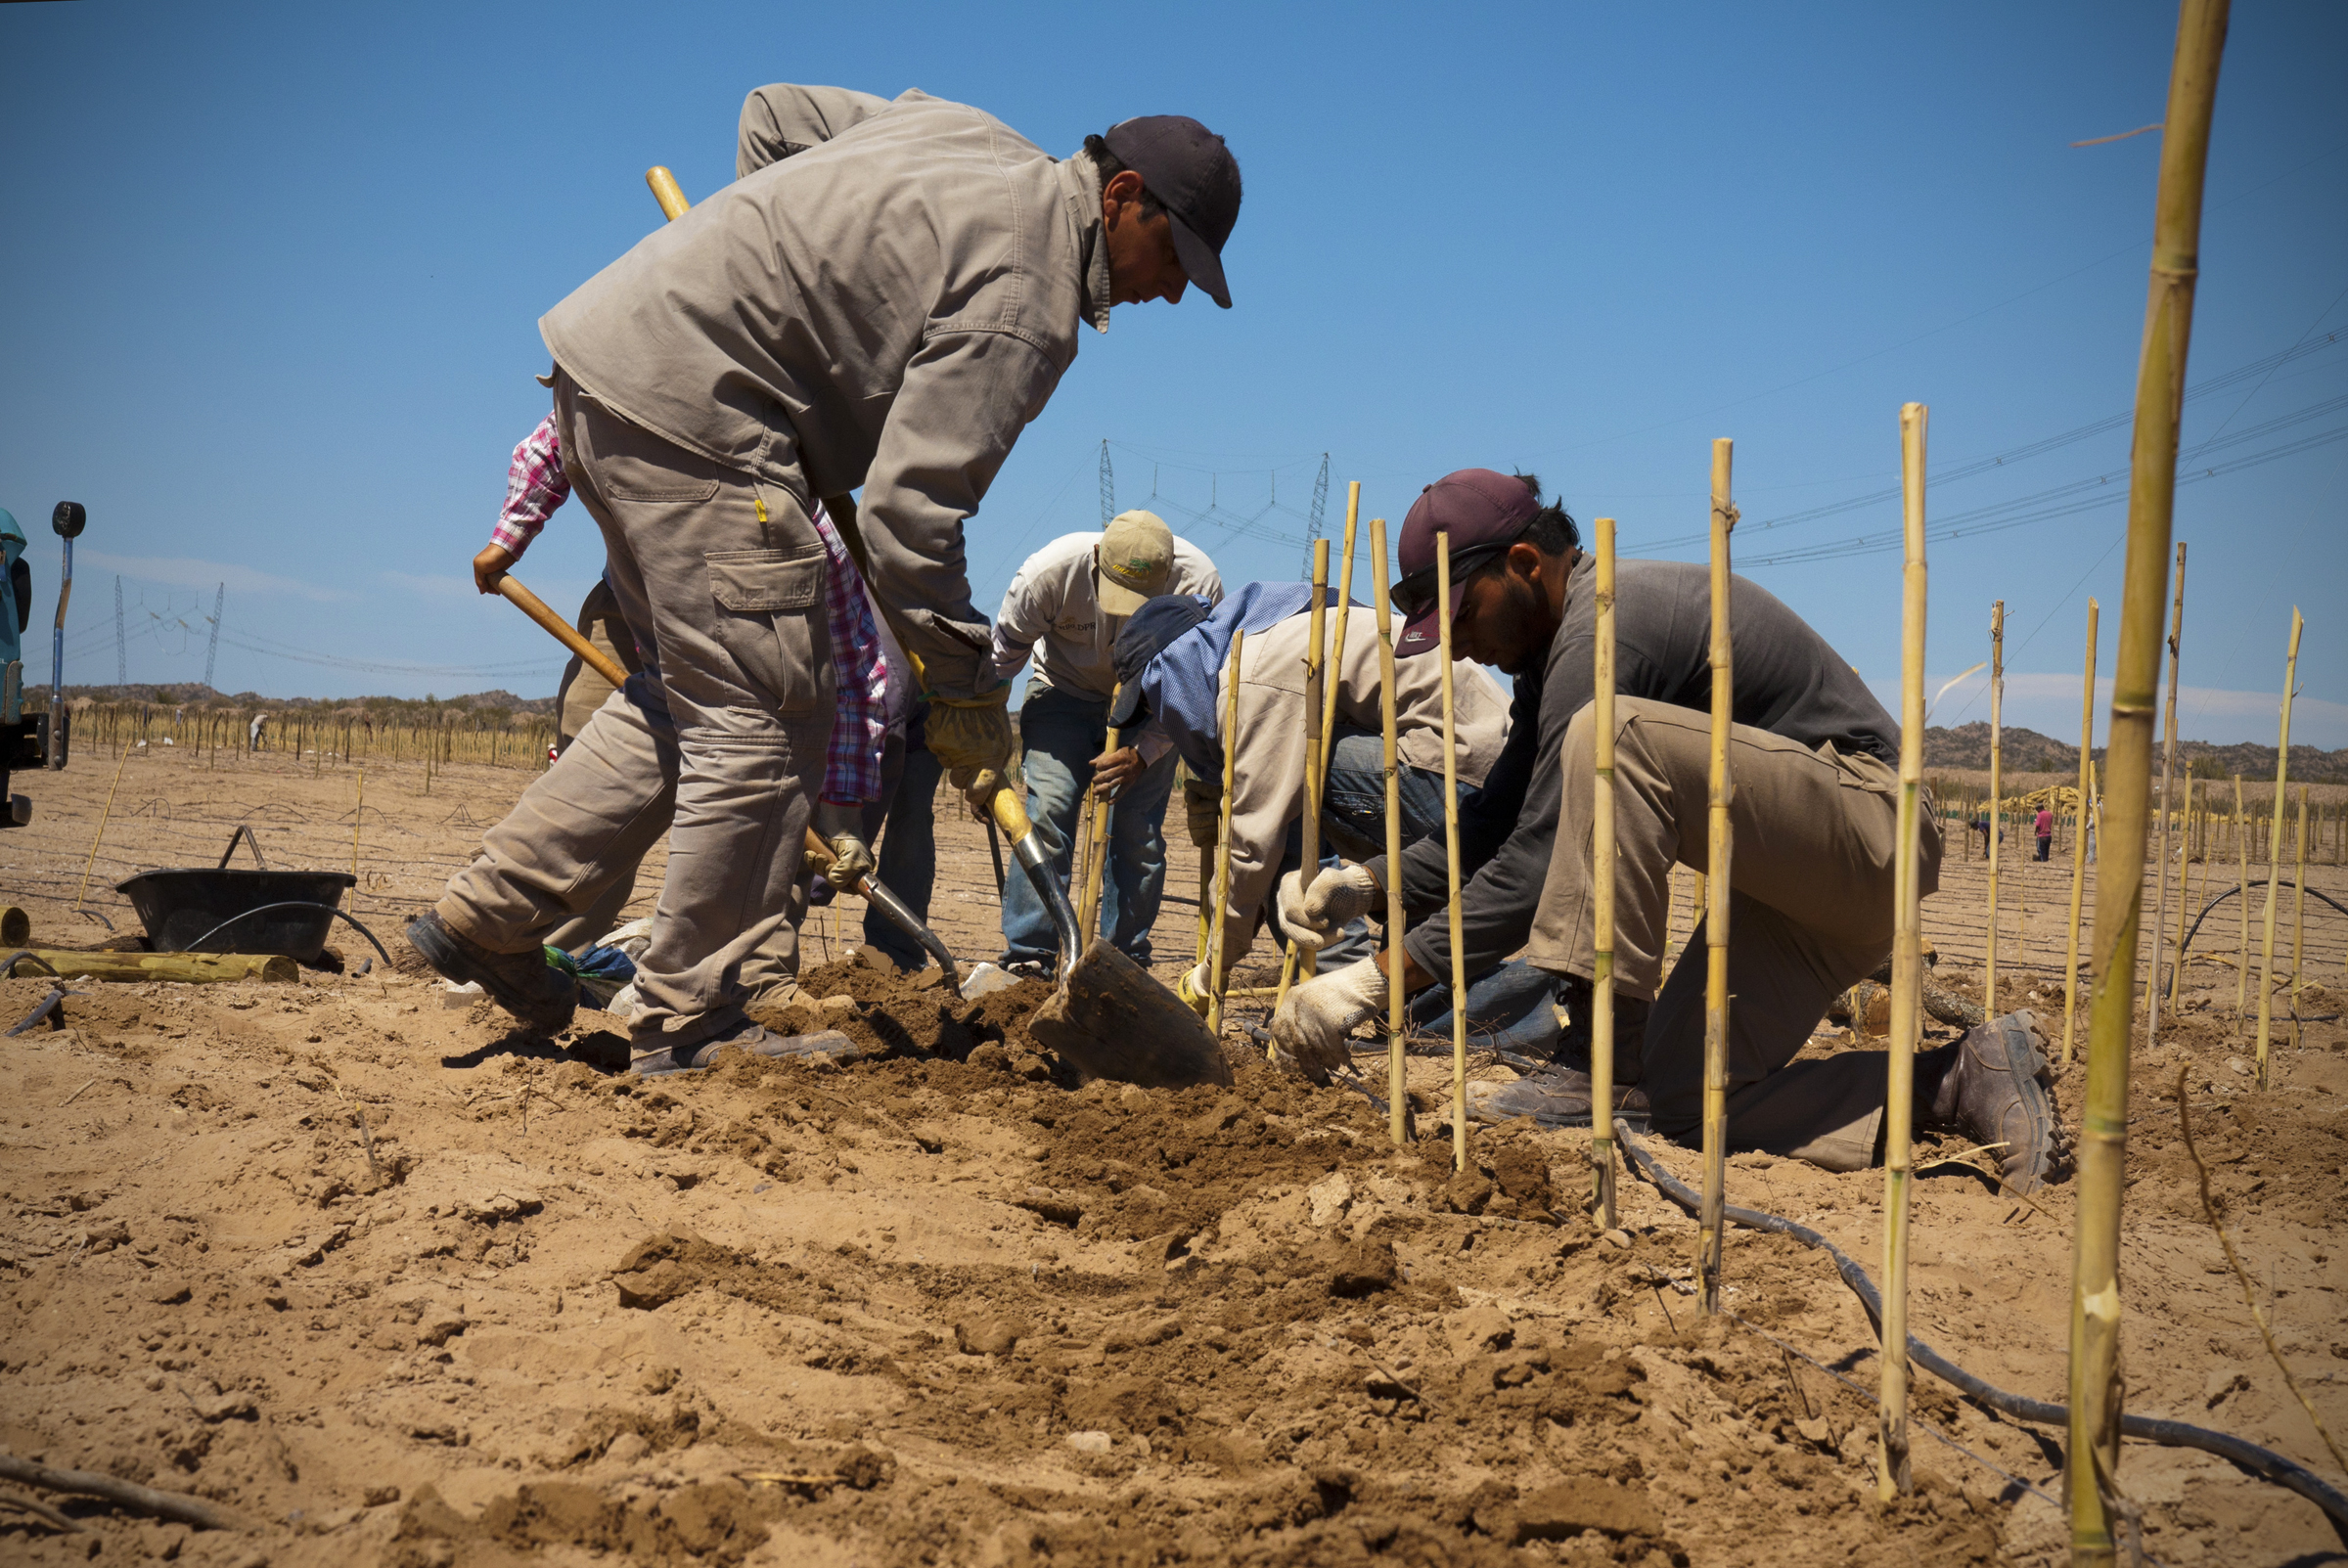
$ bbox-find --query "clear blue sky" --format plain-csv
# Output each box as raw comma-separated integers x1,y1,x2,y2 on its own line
3,1,2341,745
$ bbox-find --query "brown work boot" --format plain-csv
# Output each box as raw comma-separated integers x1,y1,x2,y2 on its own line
1927,1008,2064,1192
1468,1066,1652,1133
630,1020,864,1077
404,912,576,1037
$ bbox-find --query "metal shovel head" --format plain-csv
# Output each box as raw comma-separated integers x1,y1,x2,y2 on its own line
1026,939,1232,1091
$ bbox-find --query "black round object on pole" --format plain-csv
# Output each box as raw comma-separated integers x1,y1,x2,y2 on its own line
51,502,86,538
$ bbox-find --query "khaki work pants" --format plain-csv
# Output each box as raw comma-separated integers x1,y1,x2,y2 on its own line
438,374,833,1046
1526,697,1942,1171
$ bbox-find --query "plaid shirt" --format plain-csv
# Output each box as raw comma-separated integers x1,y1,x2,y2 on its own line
489,412,885,803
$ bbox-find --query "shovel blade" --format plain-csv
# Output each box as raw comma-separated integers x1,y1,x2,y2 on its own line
1027,939,1232,1090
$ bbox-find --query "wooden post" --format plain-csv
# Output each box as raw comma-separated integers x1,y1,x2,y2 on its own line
1437,532,1469,1173
1277,540,1333,1010
1878,404,1930,1500
2255,607,2302,1087
1206,634,1245,1039
1371,515,1409,1147
1986,601,2005,1012
2067,4,2228,1557
2062,599,2100,1067
2147,543,2187,1045
1699,437,1737,1316
2233,774,2251,1018
1592,516,1621,1228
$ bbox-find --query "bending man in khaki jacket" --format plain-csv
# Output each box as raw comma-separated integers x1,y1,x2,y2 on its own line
410,84,1242,1073
1096,584,1510,1008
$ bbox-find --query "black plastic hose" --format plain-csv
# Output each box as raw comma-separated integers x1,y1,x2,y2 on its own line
180,903,393,968
1614,1129,2348,1535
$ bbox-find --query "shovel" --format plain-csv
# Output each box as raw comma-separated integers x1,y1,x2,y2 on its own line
964,771,1230,1090
487,570,964,985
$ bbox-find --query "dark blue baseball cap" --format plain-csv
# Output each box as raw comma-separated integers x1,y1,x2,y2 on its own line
1106,114,1242,308
1106,594,1212,728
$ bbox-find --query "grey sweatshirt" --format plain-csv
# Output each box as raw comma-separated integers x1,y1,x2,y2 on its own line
1375,558,1902,982
539,86,1112,699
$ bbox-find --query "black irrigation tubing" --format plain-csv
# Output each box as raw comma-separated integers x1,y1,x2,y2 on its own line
180,904,394,969
2182,879,2348,956
1613,1130,2348,1536
0,951,63,980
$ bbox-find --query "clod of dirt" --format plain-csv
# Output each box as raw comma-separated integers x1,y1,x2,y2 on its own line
953,1317,1023,1356
1322,1237,1398,1298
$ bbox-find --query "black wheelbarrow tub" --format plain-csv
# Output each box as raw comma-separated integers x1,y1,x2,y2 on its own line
114,868,358,961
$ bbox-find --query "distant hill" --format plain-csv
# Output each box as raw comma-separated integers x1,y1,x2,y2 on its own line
48,684,558,716
1923,721,2348,784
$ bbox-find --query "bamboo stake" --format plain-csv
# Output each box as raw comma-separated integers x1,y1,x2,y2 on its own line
73,739,134,912
2255,607,2302,1087
1592,516,1621,1228
2233,774,2250,1018
1986,600,2005,1012
1878,402,1930,1501
352,771,365,905
2168,780,2194,1008
1371,515,1409,1146
2147,543,2187,1043
2288,785,2309,1006
2067,5,2228,1555
1205,635,1245,1039
1076,684,1123,947
1307,488,1361,986
2062,599,2100,1067
1277,539,1333,1010
1436,532,1468,1174
1699,437,1737,1316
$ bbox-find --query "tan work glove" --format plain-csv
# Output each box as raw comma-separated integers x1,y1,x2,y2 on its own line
1176,958,1216,1018
926,685,1015,777
1180,770,1223,850
1268,956,1387,1084
813,800,875,889
1276,864,1381,951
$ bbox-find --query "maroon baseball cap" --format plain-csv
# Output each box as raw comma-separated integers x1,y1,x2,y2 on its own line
1392,469,1542,657
1105,114,1242,308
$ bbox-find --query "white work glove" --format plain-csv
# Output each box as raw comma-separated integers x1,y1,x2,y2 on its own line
1176,959,1215,1018
1268,956,1387,1084
1276,864,1381,951
813,801,876,889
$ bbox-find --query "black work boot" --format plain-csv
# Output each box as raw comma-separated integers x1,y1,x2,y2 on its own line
1926,1008,2064,1192
1552,973,1650,1083
1468,1067,1652,1133
405,911,577,1037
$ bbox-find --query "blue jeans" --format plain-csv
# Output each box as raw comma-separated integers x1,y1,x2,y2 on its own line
1000,682,1177,966
1284,727,1469,965
859,718,943,970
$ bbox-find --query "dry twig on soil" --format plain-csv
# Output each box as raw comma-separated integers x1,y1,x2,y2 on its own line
0,1455,242,1532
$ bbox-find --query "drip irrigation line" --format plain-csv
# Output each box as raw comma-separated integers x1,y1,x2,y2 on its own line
2182,878,2348,955
179,904,393,968
1613,1129,2348,1535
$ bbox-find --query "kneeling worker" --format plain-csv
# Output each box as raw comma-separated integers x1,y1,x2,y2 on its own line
988,511,1221,972
1272,469,2059,1188
1100,582,1510,1008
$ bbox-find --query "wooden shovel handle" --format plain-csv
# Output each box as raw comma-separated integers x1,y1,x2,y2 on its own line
646,166,691,221
493,574,630,690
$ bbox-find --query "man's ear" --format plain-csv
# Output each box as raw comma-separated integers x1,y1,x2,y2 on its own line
1508,540,1547,580
1103,167,1147,215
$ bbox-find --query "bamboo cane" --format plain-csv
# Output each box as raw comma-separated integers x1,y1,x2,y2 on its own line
1592,516,1621,1228
2147,544,2188,1043
1276,539,1333,1010
1699,437,1737,1317
2255,607,2302,1087
1075,684,1122,947
1987,601,2005,1011
1070,768,1103,942
1306,488,1361,986
1437,532,1469,1174
2233,774,2250,1018
2168,780,2194,1008
2288,785,2309,1003
1878,401,1929,1501
1371,516,1409,1146
73,739,134,912
2067,6,2227,1556
1205,633,1245,1039
2063,599,2100,1067
352,770,364,893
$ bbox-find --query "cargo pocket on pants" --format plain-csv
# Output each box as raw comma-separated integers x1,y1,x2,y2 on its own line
707,549,829,715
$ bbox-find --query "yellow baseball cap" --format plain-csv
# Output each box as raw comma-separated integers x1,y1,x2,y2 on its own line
1096,510,1176,616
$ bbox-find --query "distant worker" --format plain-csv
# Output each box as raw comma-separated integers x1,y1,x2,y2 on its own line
1273,469,2060,1190
2034,803,2054,862
411,84,1243,1074
1103,582,1510,1011
987,513,1221,973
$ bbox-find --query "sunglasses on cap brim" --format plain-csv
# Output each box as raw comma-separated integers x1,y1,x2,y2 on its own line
1389,532,1529,620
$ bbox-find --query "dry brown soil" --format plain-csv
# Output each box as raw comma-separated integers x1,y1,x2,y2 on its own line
1,745,2344,1566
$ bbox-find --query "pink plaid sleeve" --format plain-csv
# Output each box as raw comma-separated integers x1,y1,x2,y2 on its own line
814,506,887,804
489,412,570,556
